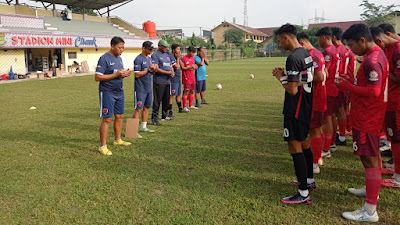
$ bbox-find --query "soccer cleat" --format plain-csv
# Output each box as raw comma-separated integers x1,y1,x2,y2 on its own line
182,107,190,113
161,116,173,121
139,127,155,133
281,192,312,204
380,149,392,157
201,99,210,104
313,166,320,174
188,106,198,109
381,178,400,188
346,130,353,136
318,158,324,166
113,140,131,146
342,207,379,222
347,186,366,197
167,110,175,118
379,142,391,151
330,144,337,152
322,150,331,158
98,146,112,156
291,181,318,190
383,158,393,169
152,120,162,126
381,167,394,176
137,133,142,139
336,139,346,146
195,102,202,108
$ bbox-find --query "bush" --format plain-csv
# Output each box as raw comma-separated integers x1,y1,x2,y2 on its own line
239,47,255,58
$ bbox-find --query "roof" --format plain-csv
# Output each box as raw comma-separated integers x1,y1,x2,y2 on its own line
29,0,131,10
212,22,268,37
256,27,278,36
308,21,367,31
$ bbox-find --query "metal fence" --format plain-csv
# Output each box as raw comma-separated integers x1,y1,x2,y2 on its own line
179,49,243,62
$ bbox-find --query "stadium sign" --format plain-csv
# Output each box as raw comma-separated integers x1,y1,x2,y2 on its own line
75,36,97,47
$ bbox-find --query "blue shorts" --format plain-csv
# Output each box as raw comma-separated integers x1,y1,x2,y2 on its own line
100,91,125,118
171,82,181,96
196,80,206,93
135,91,152,110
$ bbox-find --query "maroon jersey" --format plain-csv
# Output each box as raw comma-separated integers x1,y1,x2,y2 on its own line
309,48,327,112
323,45,340,97
385,40,400,111
351,46,388,135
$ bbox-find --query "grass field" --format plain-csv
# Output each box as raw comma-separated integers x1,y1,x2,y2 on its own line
0,57,399,224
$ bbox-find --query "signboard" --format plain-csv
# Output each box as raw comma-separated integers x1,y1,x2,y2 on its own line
0,32,159,49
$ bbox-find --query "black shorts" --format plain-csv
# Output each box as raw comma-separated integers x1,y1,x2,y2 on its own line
284,117,309,142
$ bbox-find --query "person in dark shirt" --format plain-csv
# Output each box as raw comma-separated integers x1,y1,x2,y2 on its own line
95,36,132,156
272,24,314,204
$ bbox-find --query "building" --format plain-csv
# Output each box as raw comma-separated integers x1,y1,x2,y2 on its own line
211,21,268,46
0,1,158,76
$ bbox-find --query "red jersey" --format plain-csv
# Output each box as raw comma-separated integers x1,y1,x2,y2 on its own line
350,46,388,135
323,45,340,97
181,55,196,84
385,40,400,111
337,44,356,81
309,48,327,112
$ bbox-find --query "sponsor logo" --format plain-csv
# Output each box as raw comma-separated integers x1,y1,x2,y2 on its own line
75,36,97,47
313,61,319,69
369,70,379,82
287,70,299,75
103,108,108,114
110,63,115,66
304,56,313,64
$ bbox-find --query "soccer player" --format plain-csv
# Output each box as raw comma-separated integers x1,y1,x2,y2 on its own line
133,41,157,134
95,36,132,156
332,27,354,145
371,26,400,188
297,32,326,173
272,24,314,204
378,23,400,41
151,40,175,125
195,47,210,107
316,27,340,158
169,44,185,114
337,24,388,222
180,46,198,112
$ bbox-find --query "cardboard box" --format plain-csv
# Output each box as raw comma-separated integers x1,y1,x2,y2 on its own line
125,118,139,139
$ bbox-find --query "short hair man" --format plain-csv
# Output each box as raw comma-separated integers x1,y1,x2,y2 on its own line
195,47,210,107
315,27,340,158
133,41,157,134
371,26,400,188
169,44,184,114
378,23,400,40
337,23,388,222
180,46,198,112
272,24,314,204
297,32,326,174
95,36,132,156
151,40,175,125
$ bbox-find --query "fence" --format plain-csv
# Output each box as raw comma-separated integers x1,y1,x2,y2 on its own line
179,49,243,62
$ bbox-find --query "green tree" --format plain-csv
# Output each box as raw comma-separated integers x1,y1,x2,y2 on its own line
243,40,257,49
69,7,97,16
223,29,245,47
359,0,398,26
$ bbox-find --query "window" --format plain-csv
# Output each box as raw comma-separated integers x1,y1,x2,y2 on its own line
68,52,77,59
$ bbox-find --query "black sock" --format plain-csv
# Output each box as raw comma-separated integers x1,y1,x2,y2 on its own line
177,102,182,110
291,153,308,191
168,104,173,111
303,148,314,179
196,99,199,105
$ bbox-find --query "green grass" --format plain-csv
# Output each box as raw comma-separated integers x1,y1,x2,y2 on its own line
0,57,399,224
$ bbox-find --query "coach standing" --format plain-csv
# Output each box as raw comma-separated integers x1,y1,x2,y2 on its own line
95,36,132,156
151,40,175,125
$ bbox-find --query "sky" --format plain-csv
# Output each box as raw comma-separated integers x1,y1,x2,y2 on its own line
18,0,400,36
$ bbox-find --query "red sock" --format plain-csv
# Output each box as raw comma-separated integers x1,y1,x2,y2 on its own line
365,168,381,205
323,134,333,151
379,132,386,140
338,122,346,137
310,137,324,164
182,95,188,108
189,93,194,107
392,143,400,174
346,111,351,132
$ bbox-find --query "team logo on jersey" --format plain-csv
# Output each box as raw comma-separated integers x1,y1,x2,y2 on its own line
369,70,379,82
313,61,319,69
103,108,108,114
305,56,313,64
324,55,331,62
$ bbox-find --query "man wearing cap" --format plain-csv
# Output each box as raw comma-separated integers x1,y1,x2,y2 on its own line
133,41,158,133
151,40,175,125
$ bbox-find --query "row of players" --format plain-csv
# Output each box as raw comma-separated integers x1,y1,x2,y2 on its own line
94,39,210,156
272,23,400,222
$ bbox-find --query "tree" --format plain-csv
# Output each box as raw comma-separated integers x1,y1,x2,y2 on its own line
359,0,398,26
243,40,257,49
272,25,322,51
69,6,98,16
223,29,245,47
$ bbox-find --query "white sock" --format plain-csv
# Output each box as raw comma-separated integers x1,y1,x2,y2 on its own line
307,178,315,184
313,163,318,169
141,122,147,129
298,189,309,197
364,202,377,215
394,173,400,183
100,145,107,149
115,139,121,142
339,136,346,142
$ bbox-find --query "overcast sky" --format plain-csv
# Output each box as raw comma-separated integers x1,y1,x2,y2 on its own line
18,0,399,36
